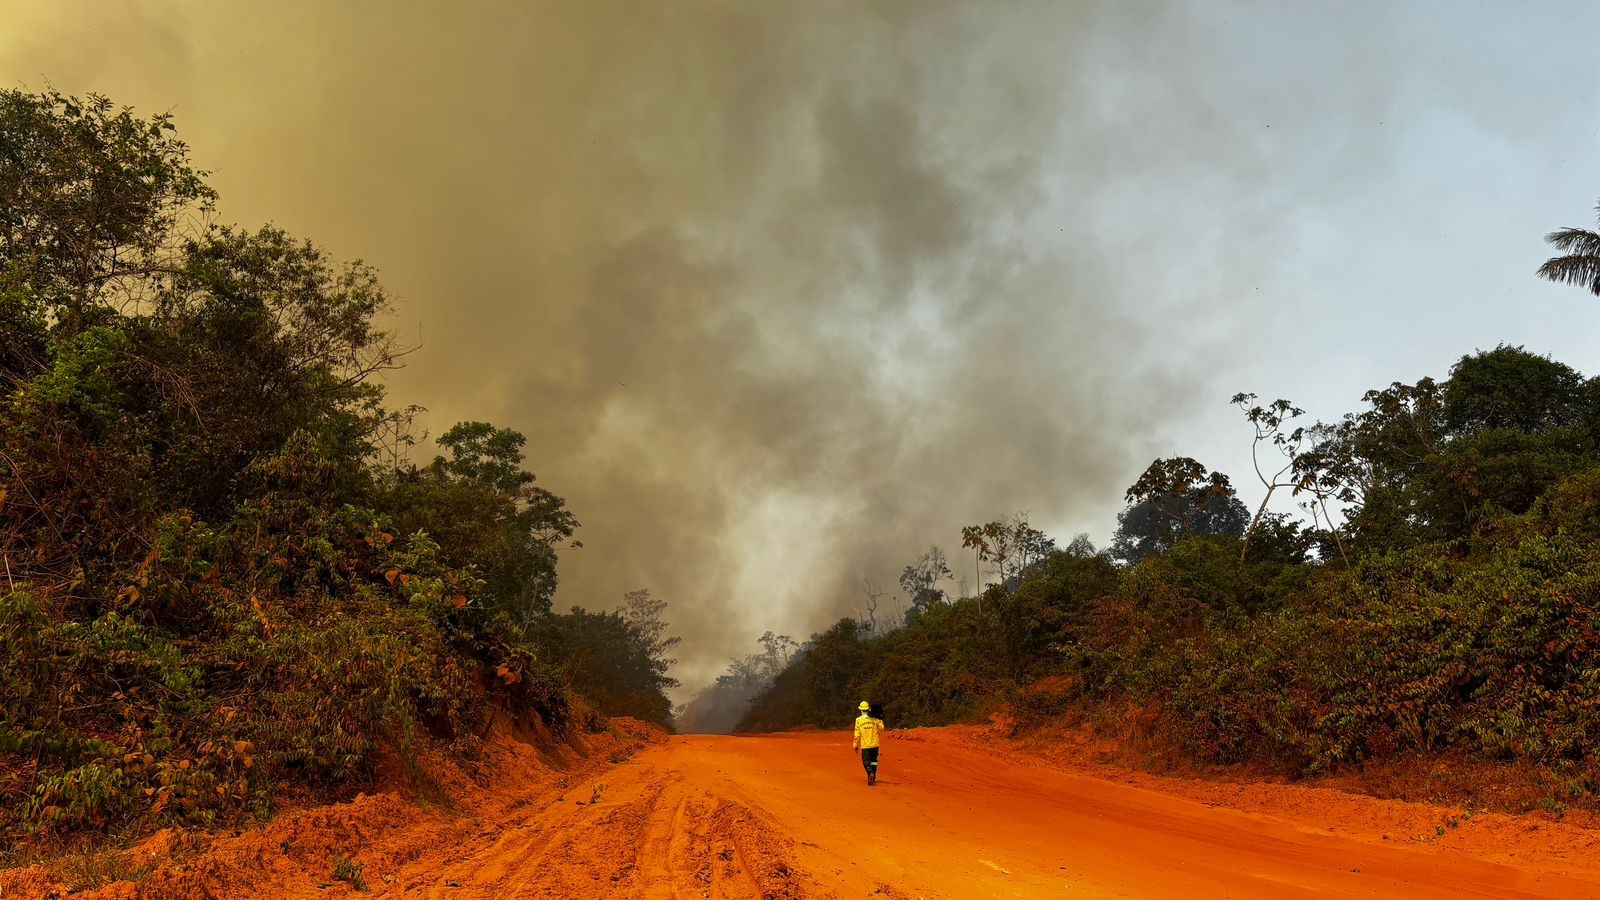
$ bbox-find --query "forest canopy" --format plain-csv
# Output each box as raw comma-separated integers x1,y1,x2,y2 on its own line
0,89,677,845
12,83,1600,846
732,341,1600,790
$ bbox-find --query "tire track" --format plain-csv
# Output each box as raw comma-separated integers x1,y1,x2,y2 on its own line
405,750,825,899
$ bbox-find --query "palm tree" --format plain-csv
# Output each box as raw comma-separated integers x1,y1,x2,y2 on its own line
1538,201,1600,295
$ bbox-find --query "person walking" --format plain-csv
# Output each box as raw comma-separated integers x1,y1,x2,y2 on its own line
853,700,885,786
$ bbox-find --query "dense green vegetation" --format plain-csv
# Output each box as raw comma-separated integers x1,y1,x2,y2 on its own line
740,343,1600,791
11,82,1600,845
0,90,675,846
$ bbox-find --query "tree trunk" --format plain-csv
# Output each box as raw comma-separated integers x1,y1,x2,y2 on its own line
1321,502,1350,567
974,549,982,613
1239,487,1276,564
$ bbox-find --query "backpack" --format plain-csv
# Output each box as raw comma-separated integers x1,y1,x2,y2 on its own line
867,702,885,721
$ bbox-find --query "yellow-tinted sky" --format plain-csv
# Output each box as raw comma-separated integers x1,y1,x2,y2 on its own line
6,1,1600,697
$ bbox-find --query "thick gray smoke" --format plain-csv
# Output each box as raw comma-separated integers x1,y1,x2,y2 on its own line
2,1,1430,698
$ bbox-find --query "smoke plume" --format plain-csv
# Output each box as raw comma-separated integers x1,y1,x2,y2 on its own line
1,1,1421,697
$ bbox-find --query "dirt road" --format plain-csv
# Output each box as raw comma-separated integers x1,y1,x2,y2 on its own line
18,725,1600,898
407,730,1600,898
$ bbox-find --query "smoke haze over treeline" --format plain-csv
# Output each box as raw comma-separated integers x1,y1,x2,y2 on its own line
7,1,1600,696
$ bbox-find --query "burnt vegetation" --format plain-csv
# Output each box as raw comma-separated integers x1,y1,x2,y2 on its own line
0,90,676,849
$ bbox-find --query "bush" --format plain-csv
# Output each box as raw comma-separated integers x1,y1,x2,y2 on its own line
0,89,641,848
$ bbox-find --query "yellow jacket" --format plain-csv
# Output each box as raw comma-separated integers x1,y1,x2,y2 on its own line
853,714,885,750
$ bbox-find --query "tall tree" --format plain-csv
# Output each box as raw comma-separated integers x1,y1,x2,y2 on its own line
1537,200,1600,295
1063,532,1098,558
544,605,675,724
999,513,1056,586
1231,395,1308,563
404,421,581,629
1289,421,1361,566
899,545,953,615
959,515,1057,593
1324,377,1445,553
1124,458,1233,529
1111,469,1248,565
0,89,607,841
758,630,798,668
959,525,990,597
621,587,681,673
0,90,216,334
1442,345,1587,434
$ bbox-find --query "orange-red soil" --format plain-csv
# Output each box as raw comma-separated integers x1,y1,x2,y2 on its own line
9,723,1600,898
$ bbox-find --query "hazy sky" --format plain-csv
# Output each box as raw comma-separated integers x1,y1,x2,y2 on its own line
5,1,1599,698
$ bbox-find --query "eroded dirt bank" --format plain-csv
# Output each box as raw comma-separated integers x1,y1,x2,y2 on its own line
10,726,1600,898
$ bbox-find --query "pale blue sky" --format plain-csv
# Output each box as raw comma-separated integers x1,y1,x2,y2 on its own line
1031,0,1600,538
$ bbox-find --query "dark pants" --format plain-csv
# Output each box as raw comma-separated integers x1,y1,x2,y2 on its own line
860,746,879,775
